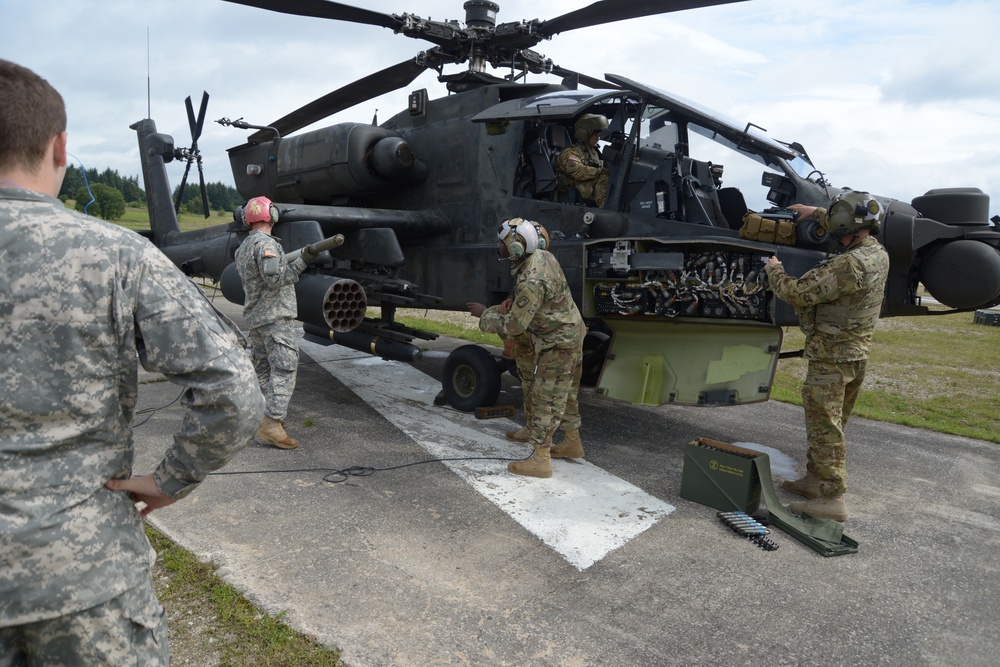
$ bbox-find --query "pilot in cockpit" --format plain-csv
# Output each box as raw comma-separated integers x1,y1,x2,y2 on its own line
555,113,610,208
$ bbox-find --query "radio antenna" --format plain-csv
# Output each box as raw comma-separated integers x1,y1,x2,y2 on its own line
146,27,151,118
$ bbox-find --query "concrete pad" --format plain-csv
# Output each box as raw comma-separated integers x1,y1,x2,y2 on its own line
135,315,1000,666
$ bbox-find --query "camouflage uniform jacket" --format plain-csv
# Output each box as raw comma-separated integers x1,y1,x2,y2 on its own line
0,187,264,625
235,229,306,328
555,143,606,192
479,249,585,351
765,235,889,362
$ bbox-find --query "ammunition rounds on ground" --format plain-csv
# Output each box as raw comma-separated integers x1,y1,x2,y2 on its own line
717,510,776,550
752,535,779,551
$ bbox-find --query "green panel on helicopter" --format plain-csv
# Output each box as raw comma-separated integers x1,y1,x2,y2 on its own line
596,318,782,406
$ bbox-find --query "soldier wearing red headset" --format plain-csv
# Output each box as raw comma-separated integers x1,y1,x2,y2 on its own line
235,196,325,449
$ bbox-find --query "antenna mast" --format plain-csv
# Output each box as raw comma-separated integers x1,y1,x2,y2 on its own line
146,27,151,118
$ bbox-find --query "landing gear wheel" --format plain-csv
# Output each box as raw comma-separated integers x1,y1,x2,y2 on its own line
442,345,502,411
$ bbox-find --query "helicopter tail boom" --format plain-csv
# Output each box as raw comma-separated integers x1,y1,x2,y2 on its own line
130,118,182,246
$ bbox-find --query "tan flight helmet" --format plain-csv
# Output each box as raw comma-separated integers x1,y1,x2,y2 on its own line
497,217,541,260
824,191,884,237
574,113,609,143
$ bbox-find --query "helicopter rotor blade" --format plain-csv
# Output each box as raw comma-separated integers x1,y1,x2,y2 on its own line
197,157,210,218
248,57,429,142
174,157,192,214
221,0,403,31
185,96,198,143
193,91,209,143
537,0,747,37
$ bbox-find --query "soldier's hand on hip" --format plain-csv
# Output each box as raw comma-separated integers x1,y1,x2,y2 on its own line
105,474,178,518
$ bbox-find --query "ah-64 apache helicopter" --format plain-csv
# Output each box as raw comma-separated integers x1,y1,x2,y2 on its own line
132,0,1000,411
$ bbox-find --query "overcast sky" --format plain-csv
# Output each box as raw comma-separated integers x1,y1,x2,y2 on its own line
4,0,999,212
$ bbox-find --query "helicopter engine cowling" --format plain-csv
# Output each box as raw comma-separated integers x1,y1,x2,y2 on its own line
229,123,427,204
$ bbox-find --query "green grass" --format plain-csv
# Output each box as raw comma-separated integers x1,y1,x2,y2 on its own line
147,526,344,666
67,200,231,232
393,314,503,348
771,310,1000,443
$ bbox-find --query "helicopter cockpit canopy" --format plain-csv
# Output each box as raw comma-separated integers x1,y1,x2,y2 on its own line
473,73,820,216
472,73,807,168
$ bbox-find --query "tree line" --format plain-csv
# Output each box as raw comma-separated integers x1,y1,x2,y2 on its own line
59,165,244,221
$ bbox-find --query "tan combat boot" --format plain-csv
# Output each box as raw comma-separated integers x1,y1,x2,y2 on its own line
781,472,822,499
505,427,530,442
258,416,299,449
551,429,584,459
508,445,552,478
789,496,848,522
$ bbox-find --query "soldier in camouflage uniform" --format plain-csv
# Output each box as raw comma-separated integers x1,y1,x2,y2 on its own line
764,192,890,521
0,59,264,666
467,218,586,478
235,196,323,449
499,223,583,453
555,114,610,208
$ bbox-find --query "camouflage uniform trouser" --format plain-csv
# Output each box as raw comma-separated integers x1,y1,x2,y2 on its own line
528,343,584,447
802,359,867,498
506,333,536,427
0,576,167,667
574,172,608,208
249,319,299,421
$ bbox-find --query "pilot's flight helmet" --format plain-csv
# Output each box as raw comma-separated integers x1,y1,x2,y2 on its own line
497,217,540,260
574,114,609,143
243,196,279,226
825,191,883,237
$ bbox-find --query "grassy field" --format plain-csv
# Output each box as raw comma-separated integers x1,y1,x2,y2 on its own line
72,201,232,233
110,203,998,664
772,311,1000,442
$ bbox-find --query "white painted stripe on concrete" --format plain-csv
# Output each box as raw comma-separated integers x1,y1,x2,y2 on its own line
300,339,675,571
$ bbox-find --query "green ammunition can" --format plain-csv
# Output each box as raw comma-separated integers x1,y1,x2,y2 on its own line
679,438,762,513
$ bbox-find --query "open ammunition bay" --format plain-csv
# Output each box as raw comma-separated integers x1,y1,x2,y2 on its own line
587,240,772,321
577,238,782,407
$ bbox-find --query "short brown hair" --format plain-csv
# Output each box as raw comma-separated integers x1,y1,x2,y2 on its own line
0,59,67,173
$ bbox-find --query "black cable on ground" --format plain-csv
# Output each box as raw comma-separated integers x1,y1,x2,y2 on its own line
208,454,526,484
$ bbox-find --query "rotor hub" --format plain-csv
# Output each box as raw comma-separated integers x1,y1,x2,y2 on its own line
464,1,499,30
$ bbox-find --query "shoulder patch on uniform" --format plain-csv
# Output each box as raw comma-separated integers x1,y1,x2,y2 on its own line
567,155,581,162
516,295,530,308
263,249,278,258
